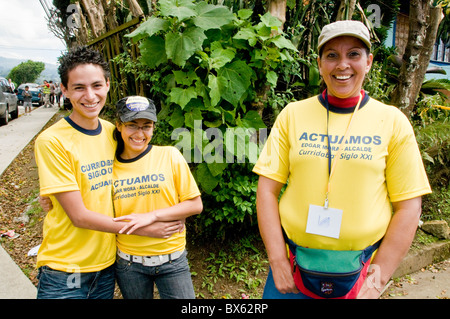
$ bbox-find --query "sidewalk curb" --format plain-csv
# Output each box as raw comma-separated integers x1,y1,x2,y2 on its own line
393,241,450,278
0,105,58,299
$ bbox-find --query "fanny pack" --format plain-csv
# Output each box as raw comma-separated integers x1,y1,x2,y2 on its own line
283,229,381,299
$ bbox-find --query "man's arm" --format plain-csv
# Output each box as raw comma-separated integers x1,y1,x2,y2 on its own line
113,196,202,234
53,191,183,238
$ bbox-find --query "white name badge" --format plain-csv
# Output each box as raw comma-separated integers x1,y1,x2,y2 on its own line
305,204,343,239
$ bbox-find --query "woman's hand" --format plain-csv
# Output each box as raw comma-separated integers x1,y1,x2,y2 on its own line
271,258,299,294
113,213,157,234
39,195,53,212
138,220,185,239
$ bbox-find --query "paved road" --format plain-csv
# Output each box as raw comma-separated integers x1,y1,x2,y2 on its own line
0,105,58,299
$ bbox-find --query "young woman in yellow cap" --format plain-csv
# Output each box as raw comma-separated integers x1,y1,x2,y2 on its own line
112,96,202,299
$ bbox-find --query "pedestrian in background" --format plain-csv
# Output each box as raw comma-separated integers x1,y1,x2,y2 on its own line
49,80,56,106
38,80,51,108
23,85,32,116
8,78,15,91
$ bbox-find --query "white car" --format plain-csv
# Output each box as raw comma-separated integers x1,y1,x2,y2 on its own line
0,77,19,125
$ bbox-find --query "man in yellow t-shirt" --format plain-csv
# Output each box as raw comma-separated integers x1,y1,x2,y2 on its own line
34,47,179,299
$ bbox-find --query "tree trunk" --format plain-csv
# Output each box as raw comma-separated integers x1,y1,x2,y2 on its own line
337,0,357,20
74,1,89,47
126,0,145,17
80,0,106,38
391,0,442,118
267,0,287,30
100,0,118,31
408,5,442,112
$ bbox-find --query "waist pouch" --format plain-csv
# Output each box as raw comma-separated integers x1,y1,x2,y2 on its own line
284,232,381,299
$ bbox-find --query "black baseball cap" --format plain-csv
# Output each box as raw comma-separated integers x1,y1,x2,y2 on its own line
116,96,157,123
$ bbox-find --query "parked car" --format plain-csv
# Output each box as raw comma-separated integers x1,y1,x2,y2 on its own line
17,83,43,105
0,77,19,125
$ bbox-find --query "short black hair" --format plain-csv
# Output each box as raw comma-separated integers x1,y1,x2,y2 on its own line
58,46,110,88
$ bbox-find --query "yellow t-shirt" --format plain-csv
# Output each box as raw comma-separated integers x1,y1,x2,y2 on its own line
113,145,201,256
34,117,117,272
253,95,431,250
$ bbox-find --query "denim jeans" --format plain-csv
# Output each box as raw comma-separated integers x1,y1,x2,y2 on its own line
262,267,312,299
37,265,115,299
115,250,195,299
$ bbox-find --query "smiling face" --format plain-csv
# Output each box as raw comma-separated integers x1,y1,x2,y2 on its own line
61,63,110,130
116,118,155,159
317,36,373,99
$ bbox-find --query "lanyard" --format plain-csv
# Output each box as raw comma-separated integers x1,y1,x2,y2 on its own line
324,91,363,208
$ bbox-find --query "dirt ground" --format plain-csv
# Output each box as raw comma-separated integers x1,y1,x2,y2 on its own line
0,112,268,299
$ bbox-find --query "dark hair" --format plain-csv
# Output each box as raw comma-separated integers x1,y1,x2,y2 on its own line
58,46,110,88
113,122,125,159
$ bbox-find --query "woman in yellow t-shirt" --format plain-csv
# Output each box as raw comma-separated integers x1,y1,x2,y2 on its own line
112,96,202,299
253,20,431,299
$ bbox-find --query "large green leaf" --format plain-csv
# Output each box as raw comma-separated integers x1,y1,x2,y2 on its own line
241,110,266,129
207,162,227,177
126,16,170,41
209,43,235,71
269,35,298,51
217,61,252,106
139,36,167,69
260,12,283,29
192,2,235,30
159,0,196,21
165,27,207,67
266,70,278,87
207,74,227,107
169,87,198,109
168,106,185,128
184,107,203,128
195,163,220,194
173,70,199,86
233,27,258,46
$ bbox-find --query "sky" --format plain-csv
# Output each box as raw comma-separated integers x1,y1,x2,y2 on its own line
0,0,67,65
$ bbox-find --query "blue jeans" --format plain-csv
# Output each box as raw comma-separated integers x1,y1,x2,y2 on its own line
37,265,115,299
262,267,312,299
115,250,195,299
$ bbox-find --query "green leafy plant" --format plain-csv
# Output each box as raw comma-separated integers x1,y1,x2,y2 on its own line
121,0,297,233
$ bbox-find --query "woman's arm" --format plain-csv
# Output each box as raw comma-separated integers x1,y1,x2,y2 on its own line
256,176,299,294
113,196,203,234
357,196,422,299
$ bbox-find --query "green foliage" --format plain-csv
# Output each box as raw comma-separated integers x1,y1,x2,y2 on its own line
120,0,297,235
194,163,258,238
8,60,45,85
413,88,449,223
415,110,450,187
192,235,268,298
